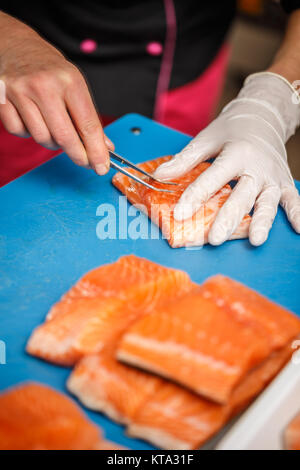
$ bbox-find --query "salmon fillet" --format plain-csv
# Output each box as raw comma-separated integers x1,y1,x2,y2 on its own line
95,440,125,450
67,346,164,424
27,255,194,366
68,342,292,449
0,382,105,450
284,412,300,450
200,275,300,350
117,289,273,403
112,156,251,248
128,344,293,450
117,285,300,404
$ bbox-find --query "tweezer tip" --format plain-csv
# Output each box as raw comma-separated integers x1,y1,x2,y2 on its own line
154,187,176,193
151,178,177,185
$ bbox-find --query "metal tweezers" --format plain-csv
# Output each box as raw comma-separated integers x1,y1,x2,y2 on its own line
109,151,176,193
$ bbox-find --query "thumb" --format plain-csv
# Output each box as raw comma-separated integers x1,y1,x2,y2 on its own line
153,127,221,181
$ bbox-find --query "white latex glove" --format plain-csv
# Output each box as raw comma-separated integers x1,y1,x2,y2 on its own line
154,72,300,246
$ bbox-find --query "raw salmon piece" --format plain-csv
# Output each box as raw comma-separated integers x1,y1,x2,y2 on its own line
128,343,292,450
67,346,163,424
27,255,194,366
117,289,274,404
284,412,300,450
129,382,229,450
68,347,226,449
95,440,126,450
47,254,192,320
27,298,124,366
112,156,251,248
200,275,300,350
68,340,293,449
0,382,105,450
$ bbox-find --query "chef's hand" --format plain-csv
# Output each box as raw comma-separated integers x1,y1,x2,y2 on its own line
154,72,300,246
0,11,113,175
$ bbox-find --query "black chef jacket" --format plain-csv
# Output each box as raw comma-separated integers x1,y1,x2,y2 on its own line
1,1,300,118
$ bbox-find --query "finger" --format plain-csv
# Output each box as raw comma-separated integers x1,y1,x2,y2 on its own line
0,98,29,137
153,128,221,181
173,143,239,221
209,176,259,245
33,96,89,167
249,185,281,246
280,186,300,233
104,134,114,151
65,78,110,175
10,95,58,149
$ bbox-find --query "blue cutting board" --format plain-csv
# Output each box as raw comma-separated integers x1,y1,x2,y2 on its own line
1,113,299,449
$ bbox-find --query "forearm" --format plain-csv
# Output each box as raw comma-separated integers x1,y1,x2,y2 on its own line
0,11,38,54
0,10,63,67
0,10,111,173
268,9,300,84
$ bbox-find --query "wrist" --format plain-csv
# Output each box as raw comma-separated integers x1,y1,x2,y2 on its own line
268,60,300,87
239,72,300,142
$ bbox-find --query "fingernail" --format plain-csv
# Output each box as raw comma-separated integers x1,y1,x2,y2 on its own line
153,160,177,178
153,167,168,179
95,163,109,175
153,170,171,181
104,136,114,150
174,203,194,221
209,230,227,246
251,231,267,246
292,219,300,234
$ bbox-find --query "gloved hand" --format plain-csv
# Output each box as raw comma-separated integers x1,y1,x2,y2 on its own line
154,72,300,246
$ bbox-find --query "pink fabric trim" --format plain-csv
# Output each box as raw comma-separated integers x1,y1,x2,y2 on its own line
153,0,177,122
157,44,230,136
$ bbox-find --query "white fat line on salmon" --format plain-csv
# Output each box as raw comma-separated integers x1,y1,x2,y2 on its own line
107,455,142,467
120,335,240,376
149,402,212,433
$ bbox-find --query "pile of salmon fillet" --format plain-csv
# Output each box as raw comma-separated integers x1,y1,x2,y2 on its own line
24,255,300,450
0,382,121,450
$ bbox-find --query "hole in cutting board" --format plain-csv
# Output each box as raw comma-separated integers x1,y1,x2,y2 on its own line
130,127,141,135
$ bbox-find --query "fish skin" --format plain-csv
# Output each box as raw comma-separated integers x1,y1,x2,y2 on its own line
26,255,194,366
112,156,251,248
0,382,104,450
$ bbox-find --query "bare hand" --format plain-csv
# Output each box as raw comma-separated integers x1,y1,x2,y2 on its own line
0,12,113,174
